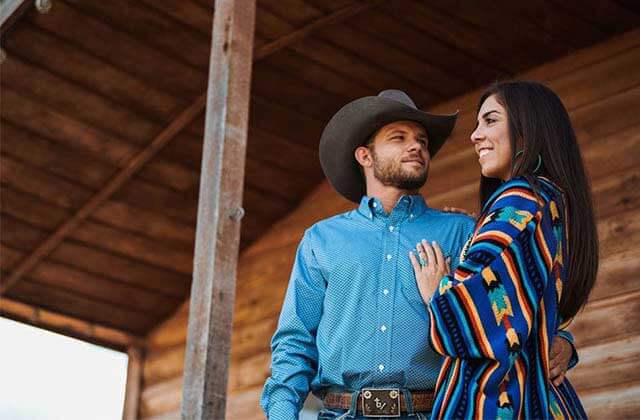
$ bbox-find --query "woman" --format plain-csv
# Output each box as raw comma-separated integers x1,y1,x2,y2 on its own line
410,81,597,419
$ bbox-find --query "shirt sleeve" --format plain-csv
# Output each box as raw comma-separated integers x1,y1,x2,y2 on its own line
428,181,554,369
260,230,326,419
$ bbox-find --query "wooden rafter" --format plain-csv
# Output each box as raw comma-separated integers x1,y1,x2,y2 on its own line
0,297,143,350
254,0,381,60
1,0,377,295
0,95,206,294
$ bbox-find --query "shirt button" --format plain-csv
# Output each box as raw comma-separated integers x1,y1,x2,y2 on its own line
409,214,414,219
380,325,387,332
386,254,392,260
378,364,385,371
383,289,389,295
388,225,394,232
372,202,377,208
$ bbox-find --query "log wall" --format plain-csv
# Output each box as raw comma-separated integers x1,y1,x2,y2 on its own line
138,29,640,419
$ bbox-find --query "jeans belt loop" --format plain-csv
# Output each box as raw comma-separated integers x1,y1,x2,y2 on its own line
347,389,360,418
402,388,415,415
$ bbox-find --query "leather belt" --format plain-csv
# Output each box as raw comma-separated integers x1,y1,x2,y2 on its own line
322,389,435,416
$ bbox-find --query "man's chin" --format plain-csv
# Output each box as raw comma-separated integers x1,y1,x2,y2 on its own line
394,175,428,191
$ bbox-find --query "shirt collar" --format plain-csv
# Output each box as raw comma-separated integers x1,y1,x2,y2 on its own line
357,194,429,221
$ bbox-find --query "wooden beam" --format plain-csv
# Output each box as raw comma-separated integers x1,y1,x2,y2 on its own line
0,94,205,295
254,0,381,61
123,346,145,420
0,0,375,298
180,0,255,418
0,297,143,350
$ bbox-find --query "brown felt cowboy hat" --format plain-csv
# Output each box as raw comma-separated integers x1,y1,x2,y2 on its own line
319,89,459,203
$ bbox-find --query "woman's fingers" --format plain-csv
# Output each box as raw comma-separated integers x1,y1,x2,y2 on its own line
422,240,436,270
415,242,426,267
410,251,431,304
549,365,562,380
553,372,566,387
409,251,421,273
432,241,445,268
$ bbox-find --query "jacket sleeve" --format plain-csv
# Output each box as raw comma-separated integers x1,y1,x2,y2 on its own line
260,230,326,419
428,181,555,370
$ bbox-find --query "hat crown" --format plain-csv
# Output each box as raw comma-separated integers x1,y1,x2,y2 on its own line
378,89,417,109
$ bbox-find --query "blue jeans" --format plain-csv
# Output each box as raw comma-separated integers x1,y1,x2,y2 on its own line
316,389,430,419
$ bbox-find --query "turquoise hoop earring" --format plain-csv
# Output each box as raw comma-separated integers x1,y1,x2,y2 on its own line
533,155,542,173
514,150,542,174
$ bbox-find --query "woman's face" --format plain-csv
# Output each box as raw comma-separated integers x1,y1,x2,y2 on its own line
470,95,513,181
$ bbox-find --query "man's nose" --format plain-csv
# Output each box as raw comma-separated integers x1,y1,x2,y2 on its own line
406,137,422,151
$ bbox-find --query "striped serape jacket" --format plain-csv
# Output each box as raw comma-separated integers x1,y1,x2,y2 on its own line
428,176,587,419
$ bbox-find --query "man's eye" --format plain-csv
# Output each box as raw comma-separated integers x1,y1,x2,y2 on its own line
486,118,495,124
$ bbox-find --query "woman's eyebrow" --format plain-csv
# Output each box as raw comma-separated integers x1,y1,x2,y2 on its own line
481,110,501,119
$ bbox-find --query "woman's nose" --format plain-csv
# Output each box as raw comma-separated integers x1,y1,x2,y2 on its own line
470,127,483,143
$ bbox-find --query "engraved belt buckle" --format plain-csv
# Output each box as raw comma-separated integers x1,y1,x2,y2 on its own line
361,388,401,417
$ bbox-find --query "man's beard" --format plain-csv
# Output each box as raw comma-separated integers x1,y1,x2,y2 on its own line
371,149,429,191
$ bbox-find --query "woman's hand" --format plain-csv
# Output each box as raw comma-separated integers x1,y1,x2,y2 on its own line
443,206,477,218
409,239,451,305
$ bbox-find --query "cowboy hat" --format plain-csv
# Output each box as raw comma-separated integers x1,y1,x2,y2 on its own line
319,89,458,203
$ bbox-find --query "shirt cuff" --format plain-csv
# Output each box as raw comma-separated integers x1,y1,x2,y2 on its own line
267,400,299,420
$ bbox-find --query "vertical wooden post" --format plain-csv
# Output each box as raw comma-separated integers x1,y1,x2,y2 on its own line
180,1,255,419
122,346,144,420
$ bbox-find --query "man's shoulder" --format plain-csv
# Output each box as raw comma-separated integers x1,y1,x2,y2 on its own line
423,208,476,230
304,208,360,237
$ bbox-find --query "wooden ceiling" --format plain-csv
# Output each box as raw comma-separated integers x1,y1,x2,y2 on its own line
1,0,639,345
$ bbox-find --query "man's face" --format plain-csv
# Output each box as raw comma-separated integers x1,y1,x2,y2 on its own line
368,120,430,190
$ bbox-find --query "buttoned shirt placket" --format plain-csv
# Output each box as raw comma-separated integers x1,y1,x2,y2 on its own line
372,197,412,378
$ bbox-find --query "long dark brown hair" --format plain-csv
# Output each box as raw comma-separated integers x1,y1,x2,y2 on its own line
477,81,598,320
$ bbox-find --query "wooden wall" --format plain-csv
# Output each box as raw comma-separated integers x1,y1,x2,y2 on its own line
138,29,640,419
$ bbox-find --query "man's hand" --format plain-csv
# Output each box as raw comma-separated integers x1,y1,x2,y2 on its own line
549,336,572,386
443,206,477,218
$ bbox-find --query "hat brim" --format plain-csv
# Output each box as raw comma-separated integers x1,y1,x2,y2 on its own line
319,96,459,203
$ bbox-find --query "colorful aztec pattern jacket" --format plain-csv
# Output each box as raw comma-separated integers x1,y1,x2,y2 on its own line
428,176,587,419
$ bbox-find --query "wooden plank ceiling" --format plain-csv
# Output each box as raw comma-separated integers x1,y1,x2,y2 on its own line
1,0,638,344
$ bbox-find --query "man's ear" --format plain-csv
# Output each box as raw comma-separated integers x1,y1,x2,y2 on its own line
355,146,373,168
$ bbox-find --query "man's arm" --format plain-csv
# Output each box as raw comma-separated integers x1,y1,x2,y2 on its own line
260,230,326,419
550,328,579,386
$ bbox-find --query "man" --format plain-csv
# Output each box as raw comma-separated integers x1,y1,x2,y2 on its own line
261,90,577,419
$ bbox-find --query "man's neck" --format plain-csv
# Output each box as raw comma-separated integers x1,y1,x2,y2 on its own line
367,186,419,214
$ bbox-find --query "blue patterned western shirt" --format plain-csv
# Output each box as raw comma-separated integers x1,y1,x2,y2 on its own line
260,194,476,419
